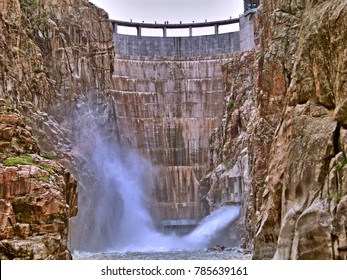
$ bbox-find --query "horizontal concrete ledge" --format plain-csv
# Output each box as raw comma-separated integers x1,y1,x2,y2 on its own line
114,53,237,61
110,18,240,29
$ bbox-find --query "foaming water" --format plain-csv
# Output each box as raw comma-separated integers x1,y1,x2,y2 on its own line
107,206,240,253
73,248,252,260
183,206,240,249
73,102,240,254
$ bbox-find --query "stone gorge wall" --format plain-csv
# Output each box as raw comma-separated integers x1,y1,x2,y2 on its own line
0,112,77,259
271,0,346,260
0,0,77,259
200,50,257,247
252,0,347,260
206,0,347,259
15,0,116,252
0,0,114,169
0,0,114,257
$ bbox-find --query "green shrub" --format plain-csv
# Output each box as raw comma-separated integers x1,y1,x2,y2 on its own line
42,153,57,160
3,155,34,166
38,175,50,183
328,192,342,203
3,154,56,175
336,157,347,171
41,164,54,175
227,100,235,111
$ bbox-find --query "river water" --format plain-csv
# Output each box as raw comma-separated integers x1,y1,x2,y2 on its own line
73,248,252,260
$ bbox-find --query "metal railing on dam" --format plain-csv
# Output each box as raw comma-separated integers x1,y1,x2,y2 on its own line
111,18,241,57
110,18,240,37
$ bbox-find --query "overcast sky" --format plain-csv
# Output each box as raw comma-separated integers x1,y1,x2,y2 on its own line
89,0,244,36
89,0,244,22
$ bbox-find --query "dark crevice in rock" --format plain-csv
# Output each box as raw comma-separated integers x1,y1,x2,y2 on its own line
0,244,16,260
333,122,341,155
331,233,338,260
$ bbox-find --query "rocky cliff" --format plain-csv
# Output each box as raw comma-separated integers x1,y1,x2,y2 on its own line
255,0,347,260
0,110,77,259
0,0,114,258
205,0,347,259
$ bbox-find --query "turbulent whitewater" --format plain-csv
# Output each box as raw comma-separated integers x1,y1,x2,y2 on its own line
88,134,239,252
72,102,240,254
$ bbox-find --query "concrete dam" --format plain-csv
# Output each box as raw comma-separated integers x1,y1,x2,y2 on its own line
109,15,255,227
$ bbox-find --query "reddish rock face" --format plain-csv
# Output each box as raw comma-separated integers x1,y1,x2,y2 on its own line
0,113,77,259
0,0,113,255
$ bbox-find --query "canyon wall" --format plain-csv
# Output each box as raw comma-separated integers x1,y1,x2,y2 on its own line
200,50,257,248
0,0,114,257
0,111,77,259
1,0,346,260
252,0,347,260
206,0,347,259
254,0,347,260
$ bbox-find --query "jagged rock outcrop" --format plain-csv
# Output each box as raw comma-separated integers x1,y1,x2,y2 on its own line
0,0,53,110
0,111,77,259
206,0,347,259
0,0,114,154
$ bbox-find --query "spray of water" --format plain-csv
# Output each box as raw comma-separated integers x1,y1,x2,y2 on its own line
72,101,239,253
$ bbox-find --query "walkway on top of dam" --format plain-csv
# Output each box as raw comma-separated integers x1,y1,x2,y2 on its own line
111,18,240,37
111,13,256,56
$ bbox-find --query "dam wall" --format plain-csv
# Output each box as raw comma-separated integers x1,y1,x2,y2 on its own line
111,17,253,224
112,54,235,223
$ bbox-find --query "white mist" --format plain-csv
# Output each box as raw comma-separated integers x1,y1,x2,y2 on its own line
89,135,239,252
73,102,239,253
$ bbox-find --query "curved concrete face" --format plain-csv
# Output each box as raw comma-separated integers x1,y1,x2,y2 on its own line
112,33,238,224
114,32,240,57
